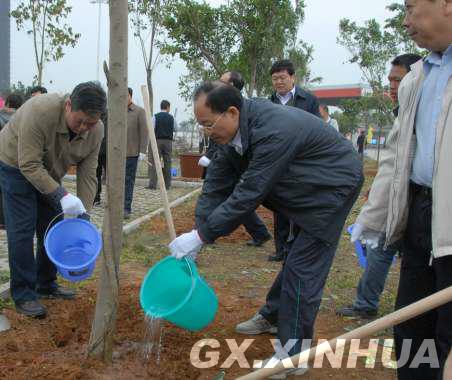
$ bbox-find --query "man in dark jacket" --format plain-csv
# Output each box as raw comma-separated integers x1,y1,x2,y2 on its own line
269,59,321,262
169,82,363,374
198,71,271,247
148,100,175,190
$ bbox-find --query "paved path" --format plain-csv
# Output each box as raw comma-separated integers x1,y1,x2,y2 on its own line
0,179,200,282
365,147,390,162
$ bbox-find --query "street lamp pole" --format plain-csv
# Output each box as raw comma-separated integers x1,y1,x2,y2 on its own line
90,0,109,81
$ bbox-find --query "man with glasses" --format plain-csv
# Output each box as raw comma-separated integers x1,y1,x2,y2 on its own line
269,59,321,262
198,72,272,248
169,82,362,377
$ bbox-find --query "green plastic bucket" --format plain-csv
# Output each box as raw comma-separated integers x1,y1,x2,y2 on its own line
140,256,218,331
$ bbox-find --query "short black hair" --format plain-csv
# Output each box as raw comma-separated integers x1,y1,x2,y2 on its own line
160,100,170,110
391,53,422,72
193,81,242,113
270,59,295,76
30,86,48,95
128,87,133,97
226,71,245,91
5,93,24,109
70,81,106,117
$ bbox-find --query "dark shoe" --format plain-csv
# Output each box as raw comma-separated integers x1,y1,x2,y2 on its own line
37,285,76,300
336,305,377,319
124,211,131,220
15,300,47,318
146,186,157,190
268,252,284,262
246,235,271,247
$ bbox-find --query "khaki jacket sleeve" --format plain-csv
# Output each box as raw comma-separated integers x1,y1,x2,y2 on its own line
356,117,400,232
76,128,103,213
17,108,60,194
138,107,149,153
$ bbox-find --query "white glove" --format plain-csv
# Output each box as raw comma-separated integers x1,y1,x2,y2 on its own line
169,230,203,260
60,193,86,216
138,153,146,161
350,223,381,249
198,156,211,167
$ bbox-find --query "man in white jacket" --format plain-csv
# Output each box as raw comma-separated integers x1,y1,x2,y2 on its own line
352,1,452,379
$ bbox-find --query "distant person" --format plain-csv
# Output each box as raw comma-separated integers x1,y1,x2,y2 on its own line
124,88,148,219
93,110,108,206
0,93,24,129
356,130,366,161
337,53,421,320
148,100,175,190
29,86,48,97
0,82,106,318
0,93,24,228
268,59,321,262
319,104,339,132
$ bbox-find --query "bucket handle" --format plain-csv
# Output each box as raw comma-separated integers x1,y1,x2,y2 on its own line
44,212,92,244
183,257,196,292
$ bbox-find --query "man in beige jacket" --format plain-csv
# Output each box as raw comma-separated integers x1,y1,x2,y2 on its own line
352,1,452,379
0,82,106,318
124,87,148,219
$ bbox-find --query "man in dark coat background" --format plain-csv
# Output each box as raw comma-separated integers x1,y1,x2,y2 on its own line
269,59,321,262
169,82,363,377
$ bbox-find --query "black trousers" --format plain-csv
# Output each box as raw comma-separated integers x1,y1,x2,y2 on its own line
243,212,271,242
149,139,172,189
94,153,106,203
394,183,452,380
0,162,62,303
259,186,360,356
273,212,291,256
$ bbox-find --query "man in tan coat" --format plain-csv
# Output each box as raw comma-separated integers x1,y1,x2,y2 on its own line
124,87,148,219
0,82,106,318
352,1,452,379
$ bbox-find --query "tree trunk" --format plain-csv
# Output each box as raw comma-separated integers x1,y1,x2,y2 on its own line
146,69,154,116
248,61,257,98
87,0,128,362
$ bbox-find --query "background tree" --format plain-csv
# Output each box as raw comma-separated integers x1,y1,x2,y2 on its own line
337,17,402,162
161,0,315,98
0,81,33,100
129,0,168,115
88,0,128,362
384,2,424,55
10,0,80,85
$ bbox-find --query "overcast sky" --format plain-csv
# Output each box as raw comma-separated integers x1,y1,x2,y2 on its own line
10,0,402,121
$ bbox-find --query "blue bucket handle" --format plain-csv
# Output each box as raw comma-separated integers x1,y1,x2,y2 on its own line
44,212,92,245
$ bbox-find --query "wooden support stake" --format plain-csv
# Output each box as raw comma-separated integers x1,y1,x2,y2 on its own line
237,286,452,379
140,85,176,241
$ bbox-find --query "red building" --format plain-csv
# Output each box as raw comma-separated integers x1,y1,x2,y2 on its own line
309,84,371,106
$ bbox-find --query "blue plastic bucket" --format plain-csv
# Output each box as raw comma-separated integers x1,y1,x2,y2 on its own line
347,225,367,268
140,256,218,331
44,218,102,282
347,225,396,269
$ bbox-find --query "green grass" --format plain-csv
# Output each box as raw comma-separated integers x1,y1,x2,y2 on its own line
0,270,9,284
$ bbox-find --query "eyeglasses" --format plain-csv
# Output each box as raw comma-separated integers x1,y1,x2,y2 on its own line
199,112,225,131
